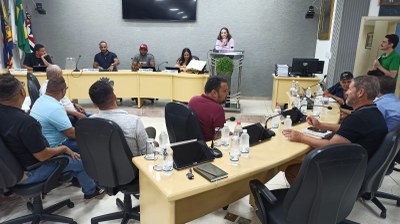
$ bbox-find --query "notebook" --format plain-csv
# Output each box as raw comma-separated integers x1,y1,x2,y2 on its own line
32,65,47,72
193,162,228,182
171,139,214,170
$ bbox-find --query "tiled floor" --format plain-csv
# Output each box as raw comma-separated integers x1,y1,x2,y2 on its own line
1,99,400,223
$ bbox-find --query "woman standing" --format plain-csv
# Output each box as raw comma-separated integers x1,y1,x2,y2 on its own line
215,27,234,52
175,48,193,72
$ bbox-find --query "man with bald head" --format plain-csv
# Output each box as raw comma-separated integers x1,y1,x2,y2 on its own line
40,64,88,124
31,76,79,152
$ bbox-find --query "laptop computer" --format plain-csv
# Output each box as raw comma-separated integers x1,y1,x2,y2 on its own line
243,123,274,146
171,139,214,170
32,65,47,72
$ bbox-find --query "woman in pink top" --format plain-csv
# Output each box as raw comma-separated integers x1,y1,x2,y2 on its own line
215,27,235,52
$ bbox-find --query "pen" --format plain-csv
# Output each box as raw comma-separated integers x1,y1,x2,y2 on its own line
196,167,218,177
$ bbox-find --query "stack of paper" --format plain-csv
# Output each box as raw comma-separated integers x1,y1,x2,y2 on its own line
275,64,289,77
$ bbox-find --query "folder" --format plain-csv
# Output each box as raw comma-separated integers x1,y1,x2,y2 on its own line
193,162,228,182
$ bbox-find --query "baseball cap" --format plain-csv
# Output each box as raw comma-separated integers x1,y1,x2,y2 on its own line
340,71,353,80
139,44,148,50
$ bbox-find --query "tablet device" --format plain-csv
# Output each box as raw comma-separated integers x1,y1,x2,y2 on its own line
171,139,214,170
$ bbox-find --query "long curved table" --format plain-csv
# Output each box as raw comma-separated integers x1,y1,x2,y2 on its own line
132,106,340,224
14,70,209,108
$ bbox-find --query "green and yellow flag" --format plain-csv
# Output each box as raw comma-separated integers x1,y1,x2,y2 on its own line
15,0,30,53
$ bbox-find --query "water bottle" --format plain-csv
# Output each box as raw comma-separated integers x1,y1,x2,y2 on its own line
159,131,169,149
230,136,240,165
65,57,76,70
306,87,312,98
316,85,323,97
162,148,174,175
290,80,296,96
221,124,230,148
271,104,281,129
284,115,292,130
233,121,243,137
300,97,308,115
240,129,250,157
313,97,322,117
295,81,300,95
293,95,301,109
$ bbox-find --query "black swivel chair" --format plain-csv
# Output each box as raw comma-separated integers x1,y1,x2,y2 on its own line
0,137,76,224
359,125,400,218
249,143,368,224
164,102,205,143
75,118,140,224
27,72,41,108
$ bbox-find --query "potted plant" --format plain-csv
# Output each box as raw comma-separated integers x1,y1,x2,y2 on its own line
216,56,234,86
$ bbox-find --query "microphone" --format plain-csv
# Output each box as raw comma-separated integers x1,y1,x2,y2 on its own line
312,104,333,110
209,127,223,158
264,113,282,129
157,61,168,71
225,116,235,122
73,55,81,72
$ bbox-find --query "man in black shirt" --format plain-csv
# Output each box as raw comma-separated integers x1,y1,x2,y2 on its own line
22,43,53,71
283,75,387,184
93,41,119,71
0,74,103,199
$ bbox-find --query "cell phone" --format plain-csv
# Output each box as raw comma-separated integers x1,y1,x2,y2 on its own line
307,127,327,133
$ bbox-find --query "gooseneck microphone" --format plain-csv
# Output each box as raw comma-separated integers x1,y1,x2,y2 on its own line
312,104,333,110
157,61,168,71
264,113,282,129
225,116,236,122
73,55,82,72
210,127,221,149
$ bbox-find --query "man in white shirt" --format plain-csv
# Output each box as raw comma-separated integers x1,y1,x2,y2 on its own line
39,65,88,125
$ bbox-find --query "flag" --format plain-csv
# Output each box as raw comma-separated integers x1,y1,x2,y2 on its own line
25,12,34,52
15,0,30,53
0,0,13,68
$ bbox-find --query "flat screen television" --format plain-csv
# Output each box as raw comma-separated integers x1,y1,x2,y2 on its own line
122,0,197,21
291,58,323,77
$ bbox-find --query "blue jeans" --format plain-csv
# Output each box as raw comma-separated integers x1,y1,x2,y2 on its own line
63,139,79,153
18,156,96,195
69,112,91,126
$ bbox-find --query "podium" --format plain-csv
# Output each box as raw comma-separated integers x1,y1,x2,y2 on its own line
208,50,244,112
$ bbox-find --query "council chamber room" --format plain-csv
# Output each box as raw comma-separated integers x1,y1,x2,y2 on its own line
1,0,400,224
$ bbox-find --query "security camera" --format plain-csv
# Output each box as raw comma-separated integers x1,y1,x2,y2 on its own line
305,6,315,19
35,3,46,15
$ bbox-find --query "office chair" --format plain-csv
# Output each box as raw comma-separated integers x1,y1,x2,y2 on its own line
249,143,368,224
164,102,205,143
145,126,156,139
359,125,400,218
0,137,76,224
192,55,200,60
75,118,140,224
27,72,40,109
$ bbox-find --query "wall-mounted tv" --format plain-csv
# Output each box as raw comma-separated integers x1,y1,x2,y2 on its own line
122,0,197,21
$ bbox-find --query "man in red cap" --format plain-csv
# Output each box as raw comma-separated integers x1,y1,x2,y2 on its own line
131,44,155,71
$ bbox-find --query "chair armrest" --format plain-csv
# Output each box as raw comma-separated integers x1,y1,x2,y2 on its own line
250,179,278,205
35,156,70,194
26,155,69,171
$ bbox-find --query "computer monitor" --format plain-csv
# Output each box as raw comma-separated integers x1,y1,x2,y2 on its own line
291,58,320,77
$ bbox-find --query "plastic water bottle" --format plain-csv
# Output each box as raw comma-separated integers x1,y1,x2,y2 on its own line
271,104,281,129
284,115,292,130
300,97,308,115
240,129,250,157
316,85,323,97
230,136,240,165
159,131,169,149
313,97,322,117
221,124,230,148
293,95,301,109
233,121,243,137
306,87,312,98
290,80,296,96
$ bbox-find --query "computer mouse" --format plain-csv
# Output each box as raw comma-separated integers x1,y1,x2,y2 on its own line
210,148,223,158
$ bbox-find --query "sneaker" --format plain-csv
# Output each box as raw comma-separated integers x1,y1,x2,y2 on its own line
84,187,105,200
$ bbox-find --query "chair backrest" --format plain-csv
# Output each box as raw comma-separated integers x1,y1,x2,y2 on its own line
192,56,199,60
145,127,156,139
360,125,400,193
27,72,40,107
282,143,368,224
75,118,138,188
0,137,23,190
164,102,204,143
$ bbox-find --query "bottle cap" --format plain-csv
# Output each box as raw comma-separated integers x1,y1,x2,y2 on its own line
236,121,241,125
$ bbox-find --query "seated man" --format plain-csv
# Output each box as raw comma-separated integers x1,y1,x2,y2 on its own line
31,76,78,152
131,44,155,71
283,75,387,184
323,71,353,110
88,80,150,156
188,76,229,141
375,76,400,131
0,74,103,199
39,65,89,125
22,43,53,71
93,41,120,71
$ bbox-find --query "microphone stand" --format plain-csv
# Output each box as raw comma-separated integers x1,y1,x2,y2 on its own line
157,61,168,71
264,113,282,129
73,55,81,72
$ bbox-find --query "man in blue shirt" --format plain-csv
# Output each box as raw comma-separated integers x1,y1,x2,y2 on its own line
93,41,119,71
30,76,78,152
324,71,353,110
375,76,400,131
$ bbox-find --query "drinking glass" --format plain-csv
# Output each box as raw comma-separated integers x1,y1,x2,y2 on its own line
153,148,164,171
144,138,156,160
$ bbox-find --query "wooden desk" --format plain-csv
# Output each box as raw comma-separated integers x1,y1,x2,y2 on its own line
132,105,340,224
14,70,208,108
271,74,320,109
